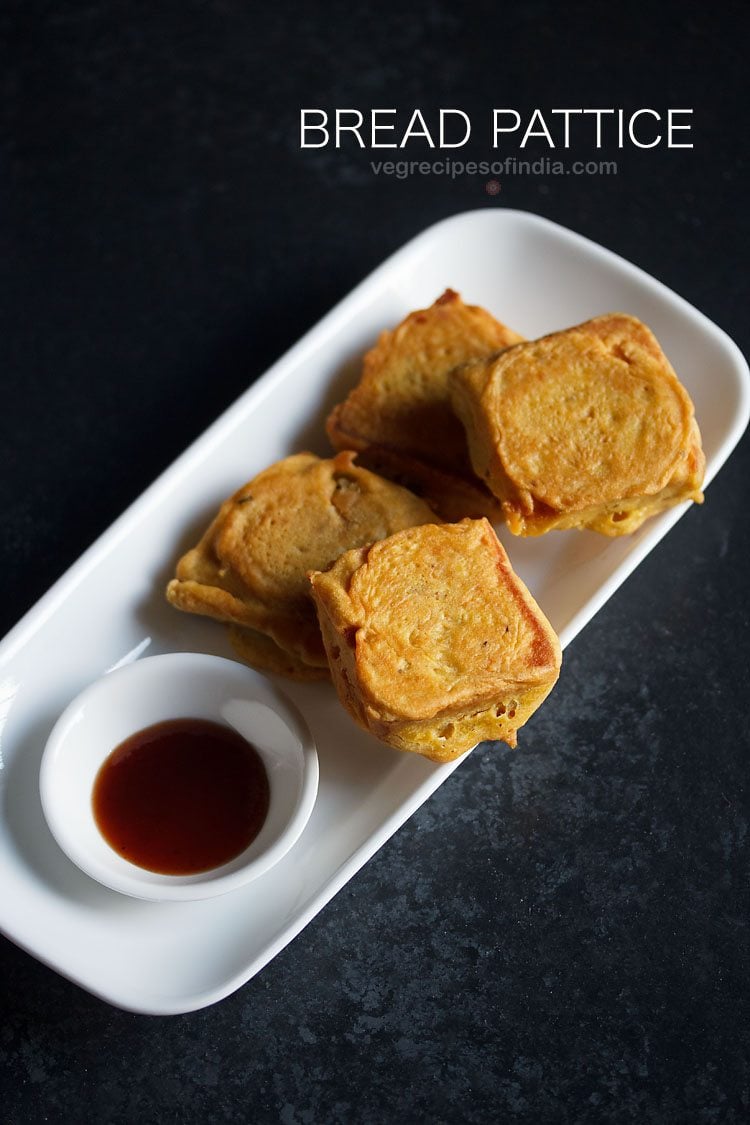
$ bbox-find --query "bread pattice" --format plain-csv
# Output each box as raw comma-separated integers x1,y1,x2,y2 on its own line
309,518,561,762
166,451,439,674
227,625,330,682
326,289,523,521
451,313,705,536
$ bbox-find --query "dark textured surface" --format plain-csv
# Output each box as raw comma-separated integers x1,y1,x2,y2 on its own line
1,3,749,1122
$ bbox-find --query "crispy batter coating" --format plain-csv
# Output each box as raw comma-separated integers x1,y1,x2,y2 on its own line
309,519,561,762
451,314,705,536
228,625,329,682
165,451,439,671
326,289,523,520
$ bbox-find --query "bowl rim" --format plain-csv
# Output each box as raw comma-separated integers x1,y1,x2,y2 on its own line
39,652,319,901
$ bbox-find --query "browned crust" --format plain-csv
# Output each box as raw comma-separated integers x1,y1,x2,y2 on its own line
309,519,561,762
228,625,330,681
326,289,522,520
351,444,503,522
451,313,705,537
166,450,439,676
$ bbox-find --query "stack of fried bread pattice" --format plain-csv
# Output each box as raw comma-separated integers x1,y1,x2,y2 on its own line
167,290,705,762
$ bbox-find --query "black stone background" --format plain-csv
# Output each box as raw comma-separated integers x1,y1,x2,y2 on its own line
1,3,748,1122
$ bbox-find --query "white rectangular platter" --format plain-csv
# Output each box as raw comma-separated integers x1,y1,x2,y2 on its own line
1,209,748,1014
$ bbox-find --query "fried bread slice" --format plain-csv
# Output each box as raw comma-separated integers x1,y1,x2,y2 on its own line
228,625,329,681
451,314,705,536
166,451,439,670
309,519,561,762
326,289,523,520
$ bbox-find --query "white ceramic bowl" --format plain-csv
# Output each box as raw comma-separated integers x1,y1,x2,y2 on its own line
39,653,319,901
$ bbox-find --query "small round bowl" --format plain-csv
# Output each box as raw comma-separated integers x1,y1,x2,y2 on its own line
39,653,318,901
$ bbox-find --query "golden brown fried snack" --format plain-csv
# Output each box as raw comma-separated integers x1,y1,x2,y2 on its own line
326,289,523,520
309,519,561,763
451,313,705,536
166,451,439,671
228,625,329,682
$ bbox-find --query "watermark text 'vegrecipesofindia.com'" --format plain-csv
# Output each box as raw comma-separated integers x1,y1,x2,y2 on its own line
369,156,618,180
